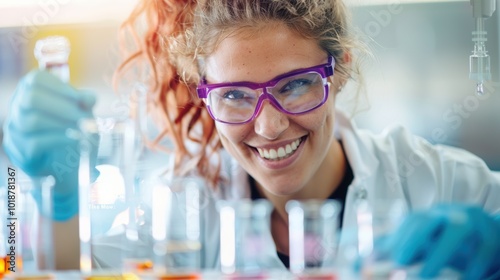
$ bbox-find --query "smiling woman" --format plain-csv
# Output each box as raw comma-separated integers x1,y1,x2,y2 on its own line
203,23,344,200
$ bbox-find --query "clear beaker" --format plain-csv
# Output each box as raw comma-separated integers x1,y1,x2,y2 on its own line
78,117,135,274
286,199,341,279
151,176,204,279
217,199,273,279
356,198,408,279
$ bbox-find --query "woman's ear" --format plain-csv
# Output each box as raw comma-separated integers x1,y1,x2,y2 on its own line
343,50,352,65
332,50,352,92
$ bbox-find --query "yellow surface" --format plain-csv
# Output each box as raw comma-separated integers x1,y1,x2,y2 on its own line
3,274,54,280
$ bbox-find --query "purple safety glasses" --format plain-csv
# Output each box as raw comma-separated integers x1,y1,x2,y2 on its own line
197,56,335,125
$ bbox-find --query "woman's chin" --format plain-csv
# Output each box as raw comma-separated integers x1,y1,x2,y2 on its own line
263,184,302,197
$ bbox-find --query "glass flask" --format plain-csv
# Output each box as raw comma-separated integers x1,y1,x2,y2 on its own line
78,117,135,275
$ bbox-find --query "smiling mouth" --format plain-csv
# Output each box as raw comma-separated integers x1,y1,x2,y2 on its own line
255,137,304,161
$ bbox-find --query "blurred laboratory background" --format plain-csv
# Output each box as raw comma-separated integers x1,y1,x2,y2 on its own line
1,0,499,176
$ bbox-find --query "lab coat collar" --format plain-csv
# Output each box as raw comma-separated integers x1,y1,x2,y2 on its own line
334,108,379,183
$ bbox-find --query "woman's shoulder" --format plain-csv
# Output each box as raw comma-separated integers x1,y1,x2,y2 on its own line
362,124,489,170
336,110,493,179
346,121,500,207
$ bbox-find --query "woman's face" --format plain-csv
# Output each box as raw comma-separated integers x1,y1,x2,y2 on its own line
204,24,341,197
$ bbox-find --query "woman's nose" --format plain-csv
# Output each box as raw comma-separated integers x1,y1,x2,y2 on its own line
254,101,289,140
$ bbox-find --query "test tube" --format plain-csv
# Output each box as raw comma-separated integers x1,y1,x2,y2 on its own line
1,176,55,280
129,83,148,159
286,199,340,279
218,199,273,279
34,177,56,272
34,36,70,83
24,36,71,275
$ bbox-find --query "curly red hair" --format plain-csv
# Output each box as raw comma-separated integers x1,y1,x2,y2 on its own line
114,0,222,187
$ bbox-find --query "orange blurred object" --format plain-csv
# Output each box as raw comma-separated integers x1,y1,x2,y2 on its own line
1,255,23,277
135,260,153,272
123,259,154,272
156,273,200,280
1,256,6,278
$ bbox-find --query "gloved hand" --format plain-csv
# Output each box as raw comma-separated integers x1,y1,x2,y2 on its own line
2,70,96,221
380,204,500,279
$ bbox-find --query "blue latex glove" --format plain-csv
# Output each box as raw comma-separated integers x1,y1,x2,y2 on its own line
380,204,500,279
2,70,96,221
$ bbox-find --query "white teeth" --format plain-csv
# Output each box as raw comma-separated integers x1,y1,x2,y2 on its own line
257,148,264,157
257,138,302,160
269,149,277,159
277,147,286,157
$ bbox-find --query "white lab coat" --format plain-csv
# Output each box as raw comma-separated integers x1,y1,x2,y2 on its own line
91,109,500,271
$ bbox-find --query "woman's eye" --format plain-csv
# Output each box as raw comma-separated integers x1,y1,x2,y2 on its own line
280,79,312,93
223,90,246,99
